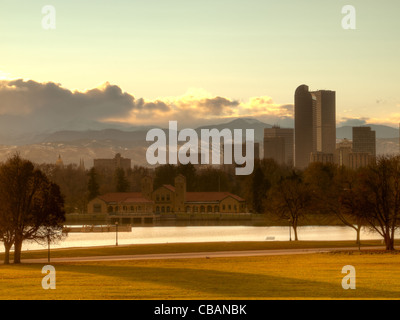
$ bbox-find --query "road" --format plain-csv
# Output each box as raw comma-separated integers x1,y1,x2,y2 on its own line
20,246,389,264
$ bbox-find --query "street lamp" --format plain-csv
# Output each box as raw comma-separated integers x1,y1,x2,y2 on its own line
47,228,51,263
115,221,119,246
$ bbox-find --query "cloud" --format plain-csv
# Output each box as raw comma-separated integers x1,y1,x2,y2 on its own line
111,88,294,128
337,117,369,127
0,80,294,135
0,79,135,133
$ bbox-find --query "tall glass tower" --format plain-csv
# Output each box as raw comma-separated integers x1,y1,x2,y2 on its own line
294,85,336,168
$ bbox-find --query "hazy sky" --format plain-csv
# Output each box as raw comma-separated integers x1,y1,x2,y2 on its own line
0,0,399,129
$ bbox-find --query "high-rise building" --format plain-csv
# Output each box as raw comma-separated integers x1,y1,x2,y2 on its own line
294,85,314,169
334,139,352,167
311,90,336,155
264,126,294,166
294,85,336,168
348,152,374,169
352,127,376,157
263,136,285,165
310,152,334,164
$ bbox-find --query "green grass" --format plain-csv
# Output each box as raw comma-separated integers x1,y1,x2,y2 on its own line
1,251,400,300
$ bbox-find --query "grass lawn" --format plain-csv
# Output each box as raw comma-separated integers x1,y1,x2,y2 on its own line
0,245,400,299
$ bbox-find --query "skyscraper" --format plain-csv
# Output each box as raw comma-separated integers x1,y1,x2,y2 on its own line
264,126,294,166
294,85,314,169
352,127,376,157
311,90,336,155
294,85,336,168
263,136,285,165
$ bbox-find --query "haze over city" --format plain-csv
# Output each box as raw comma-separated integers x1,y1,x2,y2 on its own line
0,0,399,137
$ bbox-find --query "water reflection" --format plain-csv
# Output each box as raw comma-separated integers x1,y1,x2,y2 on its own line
1,224,395,253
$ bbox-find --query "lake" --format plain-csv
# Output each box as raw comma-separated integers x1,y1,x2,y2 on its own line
1,225,394,253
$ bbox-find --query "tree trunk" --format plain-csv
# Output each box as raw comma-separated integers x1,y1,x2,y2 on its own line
293,224,299,241
13,238,23,264
3,243,12,265
387,237,394,251
384,233,394,251
355,227,361,245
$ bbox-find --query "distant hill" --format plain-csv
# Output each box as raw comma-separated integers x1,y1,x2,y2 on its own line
195,118,273,142
0,118,399,166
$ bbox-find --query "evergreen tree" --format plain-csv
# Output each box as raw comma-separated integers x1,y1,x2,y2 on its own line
115,167,130,192
87,167,100,200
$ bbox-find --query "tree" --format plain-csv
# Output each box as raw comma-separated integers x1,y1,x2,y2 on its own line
266,171,312,241
87,167,100,201
114,167,130,192
250,165,270,214
177,164,197,191
304,162,365,244
354,156,400,250
0,207,15,265
335,167,366,245
0,154,65,264
154,164,177,189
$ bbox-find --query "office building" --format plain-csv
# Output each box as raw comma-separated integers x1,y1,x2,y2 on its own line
294,85,314,168
93,153,131,171
294,85,336,168
352,127,376,157
264,126,294,166
263,136,286,165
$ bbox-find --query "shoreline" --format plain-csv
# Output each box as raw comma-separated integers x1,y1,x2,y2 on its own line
1,239,397,262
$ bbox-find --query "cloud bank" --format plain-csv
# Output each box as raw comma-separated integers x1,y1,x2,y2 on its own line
0,80,294,134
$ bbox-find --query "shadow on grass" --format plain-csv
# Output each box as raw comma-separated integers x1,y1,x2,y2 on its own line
18,261,400,299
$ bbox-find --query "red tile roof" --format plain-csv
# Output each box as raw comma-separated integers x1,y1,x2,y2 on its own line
185,192,245,203
162,185,176,192
98,193,153,203
98,190,245,204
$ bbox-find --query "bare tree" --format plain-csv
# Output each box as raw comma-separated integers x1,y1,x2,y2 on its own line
336,167,366,246
0,154,65,264
354,156,400,251
266,172,312,241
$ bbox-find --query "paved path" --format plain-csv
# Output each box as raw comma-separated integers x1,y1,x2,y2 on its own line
21,246,389,264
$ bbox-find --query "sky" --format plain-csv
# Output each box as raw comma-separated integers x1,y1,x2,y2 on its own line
0,0,399,131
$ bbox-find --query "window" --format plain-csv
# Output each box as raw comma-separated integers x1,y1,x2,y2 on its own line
108,206,113,213
93,203,101,213
186,206,191,213
200,206,205,213
166,194,170,201
156,195,160,201
207,206,212,213
214,206,219,212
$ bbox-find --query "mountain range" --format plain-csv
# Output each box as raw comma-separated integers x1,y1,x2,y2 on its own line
0,118,398,167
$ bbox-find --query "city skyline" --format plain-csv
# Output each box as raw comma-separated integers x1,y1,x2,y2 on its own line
0,1,400,131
